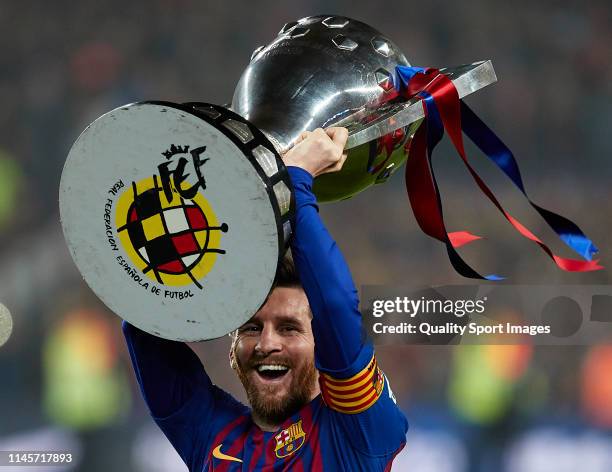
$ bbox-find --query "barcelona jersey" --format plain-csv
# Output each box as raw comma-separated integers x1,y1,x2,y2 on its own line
123,166,408,471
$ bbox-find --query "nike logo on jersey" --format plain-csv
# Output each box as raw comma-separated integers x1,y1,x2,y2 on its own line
212,444,243,463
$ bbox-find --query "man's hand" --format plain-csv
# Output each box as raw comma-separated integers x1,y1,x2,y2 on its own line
282,127,348,178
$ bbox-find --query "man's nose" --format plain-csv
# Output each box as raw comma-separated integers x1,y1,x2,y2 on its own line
255,325,282,354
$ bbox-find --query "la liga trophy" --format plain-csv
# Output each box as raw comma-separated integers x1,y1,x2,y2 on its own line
60,15,513,341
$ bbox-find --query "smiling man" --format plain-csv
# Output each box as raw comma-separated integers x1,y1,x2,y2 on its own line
230,279,318,432
123,127,408,471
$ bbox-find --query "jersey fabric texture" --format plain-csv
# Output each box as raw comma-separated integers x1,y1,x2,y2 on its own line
123,166,408,471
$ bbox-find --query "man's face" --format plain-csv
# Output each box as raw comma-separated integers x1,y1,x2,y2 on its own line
231,287,319,426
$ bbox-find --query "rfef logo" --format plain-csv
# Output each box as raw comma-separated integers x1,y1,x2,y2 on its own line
115,144,228,289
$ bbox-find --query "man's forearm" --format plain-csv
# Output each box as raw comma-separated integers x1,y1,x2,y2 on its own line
122,320,210,418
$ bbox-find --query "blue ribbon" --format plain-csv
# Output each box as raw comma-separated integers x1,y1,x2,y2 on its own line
396,65,598,263
421,92,504,281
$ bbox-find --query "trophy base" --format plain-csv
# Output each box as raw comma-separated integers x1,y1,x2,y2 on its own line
60,101,292,341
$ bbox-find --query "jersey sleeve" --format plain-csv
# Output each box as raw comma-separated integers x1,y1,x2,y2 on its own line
122,321,247,470
288,166,364,372
287,167,408,455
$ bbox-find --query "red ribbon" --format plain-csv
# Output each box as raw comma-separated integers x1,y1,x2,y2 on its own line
402,68,602,276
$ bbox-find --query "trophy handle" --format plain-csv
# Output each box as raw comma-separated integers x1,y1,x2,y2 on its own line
312,61,497,202
343,60,497,150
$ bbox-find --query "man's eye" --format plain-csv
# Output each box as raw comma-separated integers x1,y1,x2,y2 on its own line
241,325,260,333
282,325,299,332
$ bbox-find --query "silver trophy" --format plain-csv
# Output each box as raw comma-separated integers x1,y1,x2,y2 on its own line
59,15,496,341
232,15,496,201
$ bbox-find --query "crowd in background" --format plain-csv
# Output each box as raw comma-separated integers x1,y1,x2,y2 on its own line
0,1,611,470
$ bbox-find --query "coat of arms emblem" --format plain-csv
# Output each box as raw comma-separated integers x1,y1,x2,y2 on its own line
274,419,306,459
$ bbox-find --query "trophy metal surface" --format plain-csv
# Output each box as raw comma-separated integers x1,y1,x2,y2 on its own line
232,15,496,202
59,15,498,341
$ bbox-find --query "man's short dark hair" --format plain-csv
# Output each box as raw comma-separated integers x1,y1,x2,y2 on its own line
273,250,302,289
229,251,306,342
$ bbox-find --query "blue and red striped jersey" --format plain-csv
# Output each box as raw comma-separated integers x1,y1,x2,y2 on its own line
123,166,408,471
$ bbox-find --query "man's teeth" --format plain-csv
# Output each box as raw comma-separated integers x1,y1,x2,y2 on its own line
257,365,289,372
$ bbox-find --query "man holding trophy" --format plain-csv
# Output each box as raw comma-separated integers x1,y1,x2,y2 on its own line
59,13,600,472
122,127,409,470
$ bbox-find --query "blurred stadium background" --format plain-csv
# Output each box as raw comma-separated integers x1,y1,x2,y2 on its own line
0,1,611,471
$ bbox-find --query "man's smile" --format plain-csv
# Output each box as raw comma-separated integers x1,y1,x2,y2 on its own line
256,363,290,377
251,363,292,384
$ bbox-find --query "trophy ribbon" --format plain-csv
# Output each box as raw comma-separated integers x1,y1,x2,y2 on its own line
394,65,602,279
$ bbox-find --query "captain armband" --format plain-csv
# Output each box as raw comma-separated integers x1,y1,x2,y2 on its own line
319,355,385,414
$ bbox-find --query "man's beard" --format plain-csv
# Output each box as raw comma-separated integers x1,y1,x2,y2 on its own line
236,355,318,426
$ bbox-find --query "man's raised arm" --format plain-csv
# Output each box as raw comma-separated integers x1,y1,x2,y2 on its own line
122,320,210,418
283,128,365,374
122,322,246,470
283,128,408,458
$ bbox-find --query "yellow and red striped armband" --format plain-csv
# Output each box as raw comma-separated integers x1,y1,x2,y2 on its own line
319,355,385,414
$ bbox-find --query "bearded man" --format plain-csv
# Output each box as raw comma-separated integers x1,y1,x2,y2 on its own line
123,127,408,471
